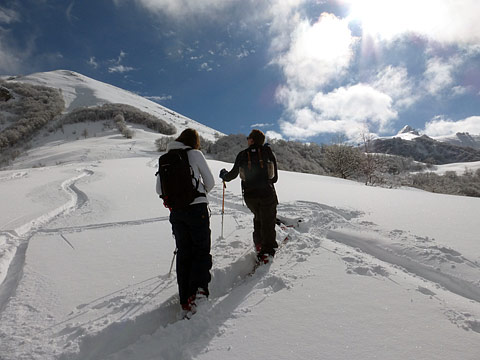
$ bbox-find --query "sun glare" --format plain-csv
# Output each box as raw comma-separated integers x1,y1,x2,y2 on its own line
346,0,441,40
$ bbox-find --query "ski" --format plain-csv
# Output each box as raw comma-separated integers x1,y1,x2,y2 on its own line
248,219,299,276
276,215,303,229
248,255,272,276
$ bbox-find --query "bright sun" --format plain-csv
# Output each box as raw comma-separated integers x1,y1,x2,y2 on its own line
346,0,441,40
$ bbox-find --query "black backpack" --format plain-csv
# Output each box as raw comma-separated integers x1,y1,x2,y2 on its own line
156,148,204,210
240,145,275,190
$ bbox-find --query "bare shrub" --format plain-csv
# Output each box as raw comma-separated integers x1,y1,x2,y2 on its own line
114,113,134,139
324,144,362,179
62,103,176,136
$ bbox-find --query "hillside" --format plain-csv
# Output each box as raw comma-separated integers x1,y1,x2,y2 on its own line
0,71,479,360
10,70,221,140
0,70,223,168
437,132,480,150
372,135,480,165
0,125,479,359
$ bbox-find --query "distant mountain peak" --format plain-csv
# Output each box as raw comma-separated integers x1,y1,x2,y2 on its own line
398,125,419,136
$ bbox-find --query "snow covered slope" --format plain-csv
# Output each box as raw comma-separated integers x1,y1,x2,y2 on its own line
436,132,480,150
0,75,479,360
2,70,224,169
0,122,479,360
9,70,222,142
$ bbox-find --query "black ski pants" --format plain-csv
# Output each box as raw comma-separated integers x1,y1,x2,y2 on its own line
169,203,212,305
244,192,278,256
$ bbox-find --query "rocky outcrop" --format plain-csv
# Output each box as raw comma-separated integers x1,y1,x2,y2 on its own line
0,86,13,101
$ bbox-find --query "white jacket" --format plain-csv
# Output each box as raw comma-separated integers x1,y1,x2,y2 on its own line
156,141,215,205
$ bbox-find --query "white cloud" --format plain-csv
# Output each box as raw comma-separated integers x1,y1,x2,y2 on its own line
66,2,77,23
87,56,98,69
265,0,307,53
116,0,479,142
423,56,461,95
0,6,22,73
312,84,397,131
275,85,316,112
279,84,398,141
145,95,172,102
199,62,212,72
344,0,480,45
271,12,364,140
0,47,20,74
275,13,356,91
451,85,469,96
107,51,134,73
265,130,283,140
108,65,134,73
372,66,419,109
424,116,480,137
279,108,364,140
0,34,21,74
237,49,251,59
251,123,274,128
117,50,126,62
123,0,236,18
0,6,20,24
123,0,306,27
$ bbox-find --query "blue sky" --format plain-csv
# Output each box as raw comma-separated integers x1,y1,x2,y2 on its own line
1,0,479,143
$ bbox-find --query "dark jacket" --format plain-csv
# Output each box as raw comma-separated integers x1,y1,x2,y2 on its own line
223,144,278,198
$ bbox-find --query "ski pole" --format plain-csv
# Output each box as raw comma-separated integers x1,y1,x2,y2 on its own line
168,248,177,278
221,180,226,239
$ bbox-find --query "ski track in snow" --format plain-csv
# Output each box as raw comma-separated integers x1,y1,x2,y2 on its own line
327,230,480,303
1,163,480,359
0,168,93,311
51,184,480,358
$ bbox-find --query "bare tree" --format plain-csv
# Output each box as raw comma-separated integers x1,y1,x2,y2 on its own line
359,128,385,185
324,144,362,179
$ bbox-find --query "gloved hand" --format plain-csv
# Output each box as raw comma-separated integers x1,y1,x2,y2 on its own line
219,168,228,180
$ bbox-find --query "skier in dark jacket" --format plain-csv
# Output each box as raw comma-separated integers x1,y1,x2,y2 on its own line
219,129,279,264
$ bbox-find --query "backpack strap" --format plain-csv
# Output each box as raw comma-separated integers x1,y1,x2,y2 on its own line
247,147,264,170
184,148,205,197
258,147,264,168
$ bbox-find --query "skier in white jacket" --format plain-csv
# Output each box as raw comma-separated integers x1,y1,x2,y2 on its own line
156,129,215,317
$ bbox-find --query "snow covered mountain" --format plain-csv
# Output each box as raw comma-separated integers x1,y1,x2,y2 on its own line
0,73,479,360
5,70,222,141
387,125,480,150
436,132,480,150
395,125,421,140
0,70,224,169
373,126,480,164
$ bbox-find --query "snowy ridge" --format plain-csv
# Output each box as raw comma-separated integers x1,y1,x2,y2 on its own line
10,70,223,142
436,132,480,150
